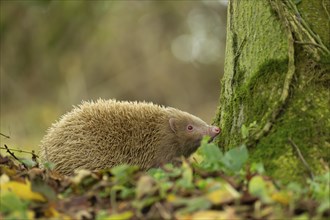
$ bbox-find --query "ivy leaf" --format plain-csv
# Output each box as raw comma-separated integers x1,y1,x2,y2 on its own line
197,137,224,171
222,144,249,172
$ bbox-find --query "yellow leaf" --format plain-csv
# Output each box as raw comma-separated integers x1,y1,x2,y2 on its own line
27,211,35,220
44,206,72,220
191,210,229,220
174,213,192,220
206,184,239,205
178,209,241,220
1,180,46,202
271,191,292,205
207,189,232,205
166,194,178,203
106,211,134,220
44,206,60,217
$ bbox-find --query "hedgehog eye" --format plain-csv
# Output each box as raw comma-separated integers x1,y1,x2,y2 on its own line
187,125,194,131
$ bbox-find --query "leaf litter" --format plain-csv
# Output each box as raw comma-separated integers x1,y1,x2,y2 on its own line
0,138,329,220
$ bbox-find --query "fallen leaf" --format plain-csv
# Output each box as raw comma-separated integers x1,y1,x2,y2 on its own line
105,211,134,220
191,209,240,220
136,175,156,199
248,176,274,204
206,186,237,205
167,194,178,203
1,180,46,202
71,169,92,184
271,191,292,205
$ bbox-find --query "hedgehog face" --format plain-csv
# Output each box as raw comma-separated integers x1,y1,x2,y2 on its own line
168,113,221,157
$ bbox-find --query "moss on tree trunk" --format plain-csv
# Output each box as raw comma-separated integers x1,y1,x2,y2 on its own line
215,0,330,182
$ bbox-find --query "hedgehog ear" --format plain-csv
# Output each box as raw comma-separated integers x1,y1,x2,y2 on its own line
169,118,177,133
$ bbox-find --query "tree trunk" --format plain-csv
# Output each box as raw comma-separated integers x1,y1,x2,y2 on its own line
215,0,329,182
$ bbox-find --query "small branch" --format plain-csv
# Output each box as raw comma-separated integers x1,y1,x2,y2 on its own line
0,146,39,157
234,37,247,60
322,0,330,21
0,133,10,139
155,202,172,220
31,150,39,167
294,41,326,50
3,145,28,169
288,138,314,180
286,0,330,55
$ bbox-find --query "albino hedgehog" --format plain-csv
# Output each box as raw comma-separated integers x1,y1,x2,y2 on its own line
40,99,220,175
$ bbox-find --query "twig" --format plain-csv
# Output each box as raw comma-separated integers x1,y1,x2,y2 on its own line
0,132,10,139
155,202,172,220
110,188,117,214
322,0,330,21
0,146,39,157
294,41,325,50
288,138,314,180
31,150,39,167
286,0,330,55
234,37,247,60
3,144,28,169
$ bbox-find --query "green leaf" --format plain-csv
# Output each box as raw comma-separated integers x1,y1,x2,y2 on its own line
0,191,29,213
21,158,36,168
250,162,265,174
0,191,31,220
177,161,193,189
111,164,139,184
96,210,134,220
31,178,57,201
197,137,224,171
133,196,160,211
148,168,167,180
248,176,272,203
241,124,249,139
158,181,173,199
222,144,249,172
119,187,135,199
174,197,212,214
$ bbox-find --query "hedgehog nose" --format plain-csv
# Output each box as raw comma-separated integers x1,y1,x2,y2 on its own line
209,126,221,138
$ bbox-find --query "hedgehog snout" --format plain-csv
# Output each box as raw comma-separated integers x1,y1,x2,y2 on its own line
208,126,221,140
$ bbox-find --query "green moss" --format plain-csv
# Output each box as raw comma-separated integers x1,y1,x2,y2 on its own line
249,80,330,182
216,59,288,149
243,59,288,122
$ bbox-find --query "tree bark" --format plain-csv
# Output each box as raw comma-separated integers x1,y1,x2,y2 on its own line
215,0,329,182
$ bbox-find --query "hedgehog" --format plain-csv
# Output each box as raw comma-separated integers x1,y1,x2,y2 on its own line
40,99,220,175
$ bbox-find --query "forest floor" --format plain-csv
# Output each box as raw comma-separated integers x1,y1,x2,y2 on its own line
0,138,329,220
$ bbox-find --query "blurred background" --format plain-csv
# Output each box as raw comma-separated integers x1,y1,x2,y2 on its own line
0,0,227,152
